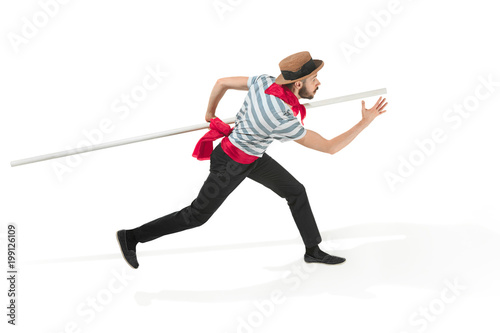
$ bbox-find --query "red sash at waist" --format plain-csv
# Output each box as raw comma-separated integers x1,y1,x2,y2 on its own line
192,117,258,164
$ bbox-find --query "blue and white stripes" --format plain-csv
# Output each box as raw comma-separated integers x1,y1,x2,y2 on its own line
228,75,306,157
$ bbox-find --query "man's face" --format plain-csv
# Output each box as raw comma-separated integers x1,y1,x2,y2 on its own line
298,74,321,100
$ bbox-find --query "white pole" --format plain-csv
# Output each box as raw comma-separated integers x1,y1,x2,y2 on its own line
303,88,387,109
10,88,387,167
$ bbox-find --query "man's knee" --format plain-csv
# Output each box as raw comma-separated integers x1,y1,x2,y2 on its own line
285,182,307,202
180,206,210,228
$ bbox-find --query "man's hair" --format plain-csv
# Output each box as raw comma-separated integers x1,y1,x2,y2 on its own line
284,78,306,91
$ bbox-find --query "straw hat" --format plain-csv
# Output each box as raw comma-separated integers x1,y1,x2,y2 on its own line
275,51,324,85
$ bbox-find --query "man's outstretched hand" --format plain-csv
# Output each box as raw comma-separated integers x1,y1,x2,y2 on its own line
361,96,388,124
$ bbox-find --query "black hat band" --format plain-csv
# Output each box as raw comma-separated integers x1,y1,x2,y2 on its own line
281,58,316,81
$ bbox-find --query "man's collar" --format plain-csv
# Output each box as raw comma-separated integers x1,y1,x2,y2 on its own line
264,83,306,125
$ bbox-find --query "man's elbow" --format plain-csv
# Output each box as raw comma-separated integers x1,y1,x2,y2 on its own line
215,78,228,90
312,145,336,155
215,77,249,91
296,138,337,155
326,141,338,155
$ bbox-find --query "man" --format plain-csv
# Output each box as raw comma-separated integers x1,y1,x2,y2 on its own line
117,51,387,269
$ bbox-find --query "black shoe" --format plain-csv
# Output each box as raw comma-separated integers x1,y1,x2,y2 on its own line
304,253,346,265
116,230,139,269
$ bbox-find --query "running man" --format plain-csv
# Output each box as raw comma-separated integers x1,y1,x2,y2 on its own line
117,51,388,269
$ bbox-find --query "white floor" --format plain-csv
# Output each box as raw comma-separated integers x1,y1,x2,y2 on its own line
2,1,500,332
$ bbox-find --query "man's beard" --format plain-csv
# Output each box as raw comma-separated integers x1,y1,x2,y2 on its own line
299,86,317,100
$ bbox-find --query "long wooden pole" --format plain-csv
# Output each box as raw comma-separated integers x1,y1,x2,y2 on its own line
10,88,387,167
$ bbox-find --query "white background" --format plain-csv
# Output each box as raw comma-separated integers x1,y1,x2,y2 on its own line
1,0,499,332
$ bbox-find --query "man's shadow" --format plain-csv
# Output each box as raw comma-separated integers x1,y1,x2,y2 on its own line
134,222,500,305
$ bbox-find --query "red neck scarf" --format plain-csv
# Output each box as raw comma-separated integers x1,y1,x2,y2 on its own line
264,83,306,125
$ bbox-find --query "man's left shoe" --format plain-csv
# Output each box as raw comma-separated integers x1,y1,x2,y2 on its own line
304,253,346,265
116,230,139,269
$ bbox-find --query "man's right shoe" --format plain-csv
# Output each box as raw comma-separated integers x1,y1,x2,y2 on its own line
116,230,139,269
304,253,346,265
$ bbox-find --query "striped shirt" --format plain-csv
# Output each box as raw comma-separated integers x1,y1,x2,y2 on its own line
228,74,307,157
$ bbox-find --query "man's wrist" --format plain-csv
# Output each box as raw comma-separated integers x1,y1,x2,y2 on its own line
359,118,371,129
205,112,216,122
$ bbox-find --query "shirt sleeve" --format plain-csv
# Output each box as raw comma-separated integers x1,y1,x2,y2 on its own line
271,117,307,142
247,74,273,89
247,76,259,89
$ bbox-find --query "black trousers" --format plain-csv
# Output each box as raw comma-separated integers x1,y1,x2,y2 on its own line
131,143,322,248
